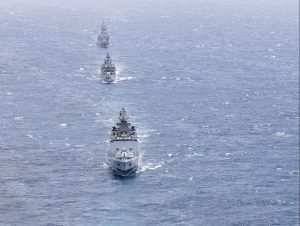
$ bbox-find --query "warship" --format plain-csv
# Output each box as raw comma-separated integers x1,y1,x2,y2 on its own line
101,53,116,83
97,23,110,48
107,108,140,176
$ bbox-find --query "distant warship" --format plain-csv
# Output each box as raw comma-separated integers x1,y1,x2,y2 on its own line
97,23,110,48
107,108,140,176
101,53,116,83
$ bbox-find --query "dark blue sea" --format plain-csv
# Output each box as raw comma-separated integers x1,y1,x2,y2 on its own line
0,0,299,225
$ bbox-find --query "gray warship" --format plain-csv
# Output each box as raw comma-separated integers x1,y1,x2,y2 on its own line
107,108,140,176
97,23,110,48
101,53,116,83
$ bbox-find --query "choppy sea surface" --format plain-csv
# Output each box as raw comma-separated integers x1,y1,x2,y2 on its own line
0,0,299,225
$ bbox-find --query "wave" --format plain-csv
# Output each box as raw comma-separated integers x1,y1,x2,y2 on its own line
273,131,289,137
139,161,164,172
115,75,135,82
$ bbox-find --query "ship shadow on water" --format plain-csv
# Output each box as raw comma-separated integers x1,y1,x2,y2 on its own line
109,171,139,180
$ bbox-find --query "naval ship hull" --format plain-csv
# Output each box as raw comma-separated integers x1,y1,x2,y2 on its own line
102,72,116,83
108,157,139,176
108,140,139,176
97,38,109,48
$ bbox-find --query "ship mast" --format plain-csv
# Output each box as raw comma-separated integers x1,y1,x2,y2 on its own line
119,107,128,122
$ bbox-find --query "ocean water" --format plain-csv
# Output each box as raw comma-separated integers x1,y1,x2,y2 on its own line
0,0,299,225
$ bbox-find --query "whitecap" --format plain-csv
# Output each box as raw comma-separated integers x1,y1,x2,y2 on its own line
139,161,164,172
115,76,135,82
14,116,24,121
185,152,203,158
275,43,283,47
187,146,194,151
273,131,288,137
60,123,68,128
289,170,299,175
224,153,232,157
